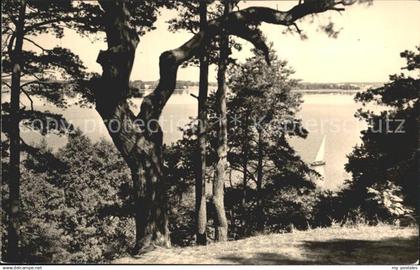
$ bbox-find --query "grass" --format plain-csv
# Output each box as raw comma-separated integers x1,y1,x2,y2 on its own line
113,224,419,264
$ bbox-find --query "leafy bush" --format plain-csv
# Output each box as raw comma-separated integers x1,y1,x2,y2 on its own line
2,132,136,263
367,181,414,219
339,48,419,225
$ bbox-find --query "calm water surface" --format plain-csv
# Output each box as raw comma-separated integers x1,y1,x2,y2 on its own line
14,91,365,191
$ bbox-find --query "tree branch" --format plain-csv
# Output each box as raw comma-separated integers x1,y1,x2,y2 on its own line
23,37,47,52
21,89,34,111
1,33,12,54
23,18,64,34
7,31,16,57
2,82,12,90
3,81,34,110
230,164,257,183
20,80,58,88
5,11,18,26
30,73,43,81
292,22,302,35
138,1,347,123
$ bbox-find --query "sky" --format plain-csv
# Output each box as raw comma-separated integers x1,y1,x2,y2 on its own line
32,0,420,83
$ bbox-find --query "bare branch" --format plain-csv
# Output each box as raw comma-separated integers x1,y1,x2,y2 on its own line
30,73,43,81
331,7,345,15
292,22,302,35
2,82,12,89
23,37,47,52
21,89,34,111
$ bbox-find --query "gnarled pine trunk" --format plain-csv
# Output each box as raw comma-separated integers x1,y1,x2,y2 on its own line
95,1,171,252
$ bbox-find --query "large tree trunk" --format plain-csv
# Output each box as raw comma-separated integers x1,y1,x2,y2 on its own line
212,0,232,243
256,128,264,232
6,0,26,262
95,0,171,253
195,0,209,246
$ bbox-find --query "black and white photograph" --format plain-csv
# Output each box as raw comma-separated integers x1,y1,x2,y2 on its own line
1,0,419,266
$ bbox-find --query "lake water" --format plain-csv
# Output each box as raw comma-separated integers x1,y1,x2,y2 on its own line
289,93,366,190
11,90,366,191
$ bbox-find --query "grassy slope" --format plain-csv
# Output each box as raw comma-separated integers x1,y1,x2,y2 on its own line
114,225,419,265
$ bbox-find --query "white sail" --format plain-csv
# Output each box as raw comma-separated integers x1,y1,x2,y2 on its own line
314,135,326,163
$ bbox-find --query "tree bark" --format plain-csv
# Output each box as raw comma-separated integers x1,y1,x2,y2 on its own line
95,0,171,253
212,0,232,243
256,128,264,232
195,0,209,246
241,113,250,232
6,0,26,262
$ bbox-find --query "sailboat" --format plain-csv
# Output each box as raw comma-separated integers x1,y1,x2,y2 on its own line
311,135,326,167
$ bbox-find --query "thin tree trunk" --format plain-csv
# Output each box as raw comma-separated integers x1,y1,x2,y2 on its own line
6,0,26,262
196,0,208,245
241,113,249,233
256,128,264,232
242,157,248,207
212,0,231,242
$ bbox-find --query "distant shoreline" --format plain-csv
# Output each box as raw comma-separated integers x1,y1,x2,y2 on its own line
291,89,361,95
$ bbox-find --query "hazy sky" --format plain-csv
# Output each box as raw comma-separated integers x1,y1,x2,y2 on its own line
33,0,420,83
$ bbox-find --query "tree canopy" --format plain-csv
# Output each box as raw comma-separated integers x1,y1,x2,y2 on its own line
339,47,419,223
